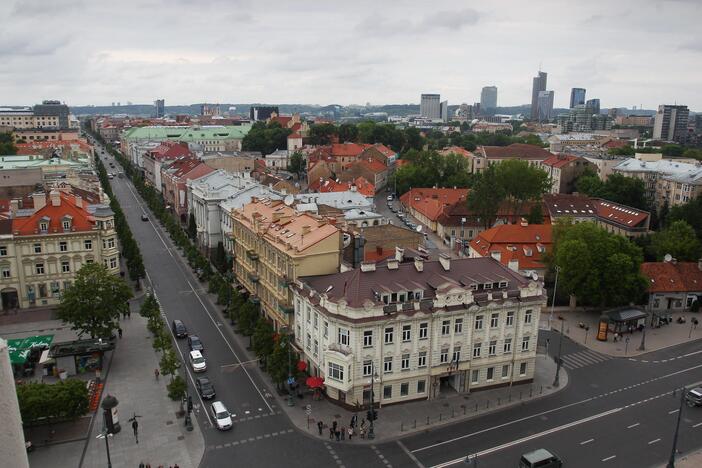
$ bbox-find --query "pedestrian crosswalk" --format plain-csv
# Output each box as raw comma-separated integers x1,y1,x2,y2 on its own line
560,349,612,370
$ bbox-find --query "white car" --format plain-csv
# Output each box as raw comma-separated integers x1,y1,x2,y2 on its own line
189,350,207,373
210,401,233,430
387,195,394,201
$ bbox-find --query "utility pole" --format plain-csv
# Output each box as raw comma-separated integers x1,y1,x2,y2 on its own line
638,325,647,351
553,318,565,387
667,386,686,468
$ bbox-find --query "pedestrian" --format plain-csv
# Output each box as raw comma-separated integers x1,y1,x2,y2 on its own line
154,368,160,380
332,420,337,432
132,419,139,444
335,429,340,441
118,327,123,339
613,332,618,342
360,427,365,439
317,421,323,436
348,427,353,440
360,418,366,429
127,308,131,319
174,465,179,468
341,426,346,440
329,427,334,439
139,463,145,468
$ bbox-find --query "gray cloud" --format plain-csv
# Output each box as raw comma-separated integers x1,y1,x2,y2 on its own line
419,8,481,30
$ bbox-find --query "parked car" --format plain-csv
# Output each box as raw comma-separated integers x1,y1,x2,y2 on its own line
519,449,563,468
172,319,187,338
210,401,233,430
141,214,149,221
189,350,207,373
386,195,394,201
196,377,216,399
686,387,702,407
188,335,204,352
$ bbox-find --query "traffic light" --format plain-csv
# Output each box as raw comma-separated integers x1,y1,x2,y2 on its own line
366,410,372,422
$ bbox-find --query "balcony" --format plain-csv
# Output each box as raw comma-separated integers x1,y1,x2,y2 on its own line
249,296,260,305
278,275,292,288
278,304,294,315
248,272,259,283
246,249,259,261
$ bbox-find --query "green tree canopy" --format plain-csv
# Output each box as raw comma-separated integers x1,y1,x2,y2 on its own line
287,151,305,177
576,172,648,211
467,165,505,230
494,160,550,218
0,132,18,155
392,150,476,195
667,196,702,240
650,220,702,261
58,263,132,338
17,380,89,424
242,121,292,154
307,123,337,145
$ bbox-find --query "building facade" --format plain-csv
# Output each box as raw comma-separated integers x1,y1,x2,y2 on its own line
480,86,498,111
537,91,554,122
652,105,689,144
292,255,545,407
530,71,547,120
569,88,586,109
420,94,441,120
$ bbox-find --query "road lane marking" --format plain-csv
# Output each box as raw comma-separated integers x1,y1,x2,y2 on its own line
627,423,640,429
427,408,622,468
580,438,594,445
397,440,425,468
693,422,702,428
602,455,616,462
669,409,679,414
648,438,661,445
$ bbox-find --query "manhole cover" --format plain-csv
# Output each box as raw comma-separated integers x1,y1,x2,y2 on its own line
166,420,173,425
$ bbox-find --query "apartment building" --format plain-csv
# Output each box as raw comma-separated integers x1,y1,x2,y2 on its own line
230,198,341,329
0,191,119,311
471,144,553,173
539,154,593,194
292,255,545,407
613,158,702,208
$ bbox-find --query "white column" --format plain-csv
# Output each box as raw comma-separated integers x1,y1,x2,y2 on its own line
0,339,30,468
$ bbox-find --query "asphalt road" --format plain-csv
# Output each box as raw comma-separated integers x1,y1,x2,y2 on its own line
93,139,702,468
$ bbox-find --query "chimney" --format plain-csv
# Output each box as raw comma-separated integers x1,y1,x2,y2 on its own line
50,190,61,207
302,225,312,235
490,251,502,262
360,261,376,272
387,259,399,270
439,253,451,271
414,256,424,272
508,259,519,272
74,195,82,208
32,192,46,212
520,219,529,227
9,199,19,217
395,246,404,262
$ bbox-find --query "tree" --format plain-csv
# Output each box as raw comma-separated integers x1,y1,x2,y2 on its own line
667,196,702,240
213,242,228,273
682,148,702,161
527,204,544,224
252,318,275,367
167,375,187,401
187,213,197,240
494,160,550,219
661,144,684,157
159,348,180,382
577,172,648,211
288,151,305,178
608,146,635,156
57,263,132,339
650,220,702,261
467,165,506,230
338,123,358,143
0,132,18,155
551,222,647,307
307,123,337,145
17,380,89,425
241,121,292,154
268,334,291,390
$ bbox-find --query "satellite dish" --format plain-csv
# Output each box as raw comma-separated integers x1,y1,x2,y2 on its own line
531,272,539,281
664,253,673,262
342,233,352,248
416,225,423,232
284,195,294,206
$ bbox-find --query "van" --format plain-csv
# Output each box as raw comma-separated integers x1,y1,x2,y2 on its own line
519,449,563,468
172,319,187,338
210,401,233,430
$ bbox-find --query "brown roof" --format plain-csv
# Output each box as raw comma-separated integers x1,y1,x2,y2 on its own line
400,188,469,222
543,194,597,218
641,261,702,293
469,223,552,270
592,199,649,228
542,154,580,169
479,143,553,160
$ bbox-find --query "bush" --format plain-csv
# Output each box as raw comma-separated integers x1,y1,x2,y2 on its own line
17,380,89,425
167,375,187,401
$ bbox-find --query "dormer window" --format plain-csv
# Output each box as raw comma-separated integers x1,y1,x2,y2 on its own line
499,281,508,288
62,220,71,231
484,283,493,290
39,217,50,233
470,283,478,291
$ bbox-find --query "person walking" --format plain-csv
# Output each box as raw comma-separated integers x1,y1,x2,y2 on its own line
329,427,334,440
139,463,145,468
127,308,131,319
132,418,139,444
335,429,340,441
154,368,160,381
348,426,354,440
340,426,346,440
317,421,323,436
118,327,123,339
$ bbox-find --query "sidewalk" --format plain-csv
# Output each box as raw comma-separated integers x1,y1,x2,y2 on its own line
80,298,204,468
540,308,702,357
668,447,702,468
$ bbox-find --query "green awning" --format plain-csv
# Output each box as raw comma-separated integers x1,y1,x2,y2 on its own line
6,335,54,365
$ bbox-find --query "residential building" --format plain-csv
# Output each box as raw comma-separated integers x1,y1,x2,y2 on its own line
294,191,373,213
468,222,552,278
0,191,119,311
569,88,586,109
471,121,513,134
142,142,192,191
400,188,469,232
0,168,42,198
342,225,424,266
471,143,553,173
539,154,593,193
154,99,165,118
292,255,545,406
13,128,80,142
537,91,554,122
0,107,59,130
265,150,290,171
613,157,702,207
652,105,689,143
250,106,279,121
440,100,449,123
530,71,547,120
615,115,654,128
641,259,702,324
420,94,441,120
548,133,606,153
556,106,613,133
230,198,342,329
33,100,71,129
480,86,498,111
288,132,303,152
202,152,258,174
309,177,376,197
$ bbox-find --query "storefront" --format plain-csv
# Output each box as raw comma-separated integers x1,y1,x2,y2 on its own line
605,307,648,333
48,338,114,377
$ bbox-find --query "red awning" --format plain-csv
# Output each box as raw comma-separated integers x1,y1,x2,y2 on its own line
306,376,325,389
297,360,308,372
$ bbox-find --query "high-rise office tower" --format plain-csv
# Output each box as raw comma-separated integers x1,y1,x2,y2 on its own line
154,99,165,118
569,88,586,109
586,99,601,115
537,91,554,121
480,86,498,110
420,94,441,120
653,104,689,143
530,71,547,120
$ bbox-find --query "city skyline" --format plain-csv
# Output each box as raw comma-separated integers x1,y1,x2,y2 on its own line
1,0,701,109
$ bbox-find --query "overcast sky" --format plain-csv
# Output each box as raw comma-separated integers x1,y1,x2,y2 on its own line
1,0,700,110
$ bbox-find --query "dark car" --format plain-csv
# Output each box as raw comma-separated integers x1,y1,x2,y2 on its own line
196,377,216,399
188,335,204,352
172,319,187,338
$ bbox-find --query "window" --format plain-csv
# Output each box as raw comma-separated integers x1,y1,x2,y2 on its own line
454,318,463,334
475,315,483,330
39,222,48,232
61,261,70,273
471,369,479,384
38,283,47,298
363,360,373,376
519,362,527,376
441,320,450,335
1,267,10,278
400,382,409,396
314,313,318,329
401,354,410,370
506,311,514,327
306,333,311,350
488,340,497,356
383,356,393,373
323,321,328,338
107,238,115,249
418,351,427,368
338,328,350,346
486,367,494,381
384,327,394,344
33,243,42,254
35,263,45,275
522,336,530,352
363,330,373,347
417,380,426,393
524,309,532,324
402,325,411,342
306,307,310,323
452,346,461,362
419,322,428,340
62,220,71,231
383,385,392,399
313,339,318,357
328,362,344,381
473,342,481,358
502,364,510,378
0,246,7,256
440,348,449,363
109,257,118,269
504,338,512,353
59,241,68,252
490,313,499,328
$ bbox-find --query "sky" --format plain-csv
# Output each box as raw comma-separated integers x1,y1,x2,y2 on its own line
1,0,701,110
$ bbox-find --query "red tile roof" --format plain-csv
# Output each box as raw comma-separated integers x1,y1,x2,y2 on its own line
400,188,469,222
166,158,206,179
309,177,376,197
12,192,96,235
331,143,371,157
372,144,396,157
469,223,552,270
357,158,387,174
148,141,192,161
592,199,649,228
541,154,580,169
602,139,629,149
439,146,473,158
641,262,702,293
480,143,553,160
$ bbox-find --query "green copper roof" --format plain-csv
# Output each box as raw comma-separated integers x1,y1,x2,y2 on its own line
122,125,252,142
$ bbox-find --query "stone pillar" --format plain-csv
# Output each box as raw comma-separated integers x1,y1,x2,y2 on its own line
0,339,30,468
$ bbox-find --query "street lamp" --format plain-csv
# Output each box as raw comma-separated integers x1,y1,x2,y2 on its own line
638,325,647,351
549,266,561,330
553,318,565,387
281,326,294,407
96,426,113,468
367,369,379,440
667,386,686,468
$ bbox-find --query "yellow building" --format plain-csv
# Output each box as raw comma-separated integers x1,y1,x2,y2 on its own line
0,190,119,311
229,198,341,330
